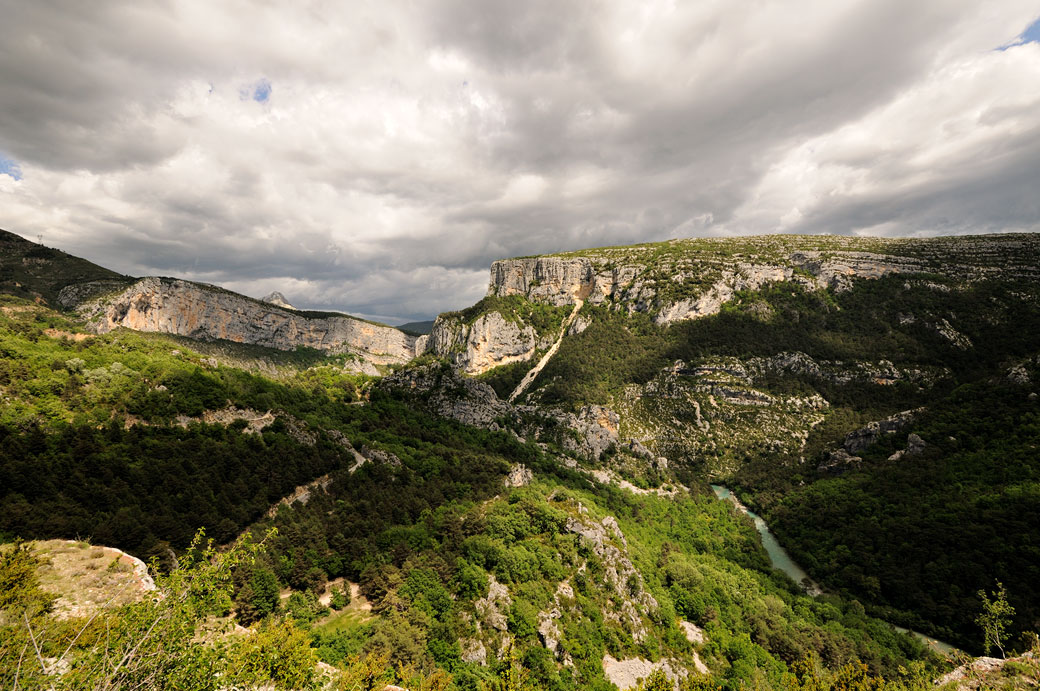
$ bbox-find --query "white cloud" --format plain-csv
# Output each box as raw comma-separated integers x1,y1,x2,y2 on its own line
1,0,1038,320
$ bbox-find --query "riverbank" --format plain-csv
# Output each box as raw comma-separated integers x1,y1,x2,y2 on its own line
710,484,961,657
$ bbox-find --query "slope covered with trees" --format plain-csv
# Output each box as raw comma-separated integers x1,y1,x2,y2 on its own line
3,232,1039,689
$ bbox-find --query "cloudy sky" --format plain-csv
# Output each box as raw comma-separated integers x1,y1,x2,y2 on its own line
1,1,1039,323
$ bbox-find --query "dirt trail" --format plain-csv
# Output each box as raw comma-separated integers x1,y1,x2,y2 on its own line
509,299,583,403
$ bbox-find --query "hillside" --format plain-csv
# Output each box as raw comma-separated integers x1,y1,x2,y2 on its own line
0,229,421,369
2,231,1038,690
413,233,1040,648
0,228,133,305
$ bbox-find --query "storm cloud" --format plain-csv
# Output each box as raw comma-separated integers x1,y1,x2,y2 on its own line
1,1,1038,322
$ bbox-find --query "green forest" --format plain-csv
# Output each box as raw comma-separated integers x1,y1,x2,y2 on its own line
3,230,1040,689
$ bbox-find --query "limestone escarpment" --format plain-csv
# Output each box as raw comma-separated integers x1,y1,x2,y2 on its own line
426,311,538,375
489,234,1040,325
69,277,419,364
424,298,576,375
490,256,644,308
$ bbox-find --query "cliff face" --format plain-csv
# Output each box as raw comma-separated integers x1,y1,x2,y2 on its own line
425,312,539,375
488,234,1040,324
67,277,420,365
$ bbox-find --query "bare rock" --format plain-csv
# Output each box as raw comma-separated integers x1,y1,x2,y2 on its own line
459,638,488,665
602,654,689,691
843,409,919,454
564,513,657,641
1007,365,1031,385
655,264,793,325
475,574,511,632
73,277,418,365
818,449,863,475
261,291,296,310
504,463,533,488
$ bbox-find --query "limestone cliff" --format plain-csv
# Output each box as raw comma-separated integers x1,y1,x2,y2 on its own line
65,277,420,365
425,311,539,375
489,234,1040,324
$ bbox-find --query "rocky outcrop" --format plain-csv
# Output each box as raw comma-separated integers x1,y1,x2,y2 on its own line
888,433,927,461
459,638,488,665
69,277,419,365
262,290,296,310
504,463,533,488
564,514,657,641
536,580,575,662
424,312,540,375
619,357,831,477
385,364,513,429
602,654,688,691
817,449,863,475
562,405,620,459
746,352,945,388
34,540,156,621
789,251,926,292
843,409,919,453
383,364,622,462
937,652,1037,690
266,474,333,517
475,574,512,632
819,411,924,472
654,264,797,324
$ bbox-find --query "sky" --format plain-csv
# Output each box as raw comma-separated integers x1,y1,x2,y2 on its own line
1,2,1039,323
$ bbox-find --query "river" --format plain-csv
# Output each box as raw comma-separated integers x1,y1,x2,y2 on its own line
710,484,960,657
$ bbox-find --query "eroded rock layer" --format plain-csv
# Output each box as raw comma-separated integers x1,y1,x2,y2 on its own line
67,277,420,364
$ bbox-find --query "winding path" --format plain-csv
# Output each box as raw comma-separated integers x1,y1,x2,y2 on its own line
508,299,584,403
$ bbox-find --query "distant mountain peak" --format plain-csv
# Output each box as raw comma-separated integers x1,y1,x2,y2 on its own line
262,291,296,310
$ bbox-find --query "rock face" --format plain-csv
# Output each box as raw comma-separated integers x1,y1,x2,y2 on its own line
69,277,420,365
261,291,296,310
843,409,919,454
654,264,798,324
488,235,1040,327
428,312,538,375
382,364,622,462
564,514,658,641
487,252,877,321
491,257,602,306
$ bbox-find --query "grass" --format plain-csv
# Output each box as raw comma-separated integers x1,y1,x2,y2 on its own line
26,539,149,619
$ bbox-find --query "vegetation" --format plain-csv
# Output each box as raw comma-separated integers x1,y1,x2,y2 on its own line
498,270,1040,651
0,293,948,689
976,582,1015,659
445,294,572,337
0,229,132,306
3,232,1040,688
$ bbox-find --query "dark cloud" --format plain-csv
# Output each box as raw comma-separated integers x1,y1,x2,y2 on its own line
1,0,1038,322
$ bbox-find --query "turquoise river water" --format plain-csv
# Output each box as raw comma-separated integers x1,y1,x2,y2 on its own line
710,484,959,657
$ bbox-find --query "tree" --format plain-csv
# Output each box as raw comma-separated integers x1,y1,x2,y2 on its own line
236,565,281,625
976,581,1015,658
0,528,319,691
